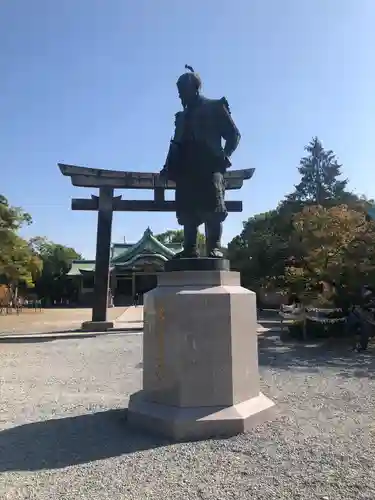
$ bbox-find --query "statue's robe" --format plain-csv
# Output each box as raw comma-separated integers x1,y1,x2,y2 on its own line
164,95,241,227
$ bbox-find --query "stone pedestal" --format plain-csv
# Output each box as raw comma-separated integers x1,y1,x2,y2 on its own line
81,320,114,331
127,265,275,441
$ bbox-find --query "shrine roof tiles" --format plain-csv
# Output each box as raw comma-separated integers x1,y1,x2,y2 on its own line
67,228,181,275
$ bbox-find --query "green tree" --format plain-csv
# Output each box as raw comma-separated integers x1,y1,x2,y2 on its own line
286,204,375,304
0,196,42,300
0,194,32,230
0,232,42,287
286,137,348,206
228,137,375,307
30,237,82,302
155,229,206,254
228,211,290,290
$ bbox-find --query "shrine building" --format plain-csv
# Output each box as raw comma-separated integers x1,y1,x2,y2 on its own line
67,227,181,306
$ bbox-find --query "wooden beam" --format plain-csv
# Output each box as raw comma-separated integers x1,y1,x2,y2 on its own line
71,198,243,212
59,163,254,180
92,187,114,323
154,187,165,202
59,163,255,190
72,198,98,210
70,174,245,190
71,173,171,189
59,163,155,178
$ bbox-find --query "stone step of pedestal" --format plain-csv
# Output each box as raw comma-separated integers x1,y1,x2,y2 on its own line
128,391,275,441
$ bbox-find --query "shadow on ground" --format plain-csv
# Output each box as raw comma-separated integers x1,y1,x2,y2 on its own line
258,330,375,380
0,409,168,472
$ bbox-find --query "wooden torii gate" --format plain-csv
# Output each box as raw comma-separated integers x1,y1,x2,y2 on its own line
59,163,255,328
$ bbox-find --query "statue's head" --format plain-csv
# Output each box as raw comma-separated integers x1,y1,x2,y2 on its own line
176,65,201,108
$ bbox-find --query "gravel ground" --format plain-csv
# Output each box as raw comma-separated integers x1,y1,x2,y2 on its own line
0,332,374,500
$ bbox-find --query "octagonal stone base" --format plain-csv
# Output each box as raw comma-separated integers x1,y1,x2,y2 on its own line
128,391,275,441
127,270,275,441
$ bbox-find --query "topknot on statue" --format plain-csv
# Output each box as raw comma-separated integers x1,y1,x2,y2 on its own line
176,64,202,91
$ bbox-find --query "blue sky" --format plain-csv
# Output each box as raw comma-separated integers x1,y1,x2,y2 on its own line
1,0,374,258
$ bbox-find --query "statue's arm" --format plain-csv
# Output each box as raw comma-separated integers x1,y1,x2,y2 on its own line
218,97,241,158
161,141,179,175
160,112,183,180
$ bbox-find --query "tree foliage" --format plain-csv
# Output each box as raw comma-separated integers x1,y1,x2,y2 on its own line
30,237,82,302
155,229,206,253
285,205,375,303
0,195,82,303
286,137,348,206
228,137,375,304
29,237,82,275
228,211,289,289
0,231,42,287
0,194,32,231
0,196,42,295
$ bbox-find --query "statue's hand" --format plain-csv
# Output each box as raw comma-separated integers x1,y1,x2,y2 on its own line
219,152,231,169
224,156,232,169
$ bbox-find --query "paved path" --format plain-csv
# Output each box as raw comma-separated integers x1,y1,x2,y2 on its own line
0,307,143,341
114,306,143,330
0,307,127,336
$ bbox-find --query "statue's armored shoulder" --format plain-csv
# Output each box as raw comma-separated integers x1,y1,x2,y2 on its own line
201,96,232,115
219,96,231,113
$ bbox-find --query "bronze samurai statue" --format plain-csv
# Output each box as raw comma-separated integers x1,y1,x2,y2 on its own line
160,65,241,258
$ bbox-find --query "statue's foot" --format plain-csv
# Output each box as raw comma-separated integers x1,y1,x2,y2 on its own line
173,249,199,259
208,248,224,258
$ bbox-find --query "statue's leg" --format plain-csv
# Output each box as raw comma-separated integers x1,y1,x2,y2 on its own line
175,178,200,258
204,172,227,258
173,214,199,259
205,214,224,258
182,219,199,257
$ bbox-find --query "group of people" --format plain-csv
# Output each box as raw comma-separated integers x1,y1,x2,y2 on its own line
284,289,374,352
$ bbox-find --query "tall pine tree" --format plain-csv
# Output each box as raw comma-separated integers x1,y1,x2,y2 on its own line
287,137,348,206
